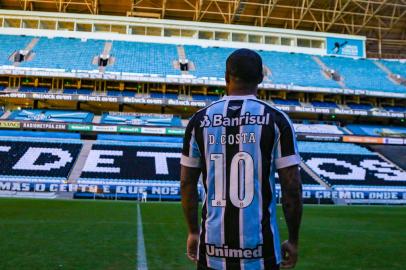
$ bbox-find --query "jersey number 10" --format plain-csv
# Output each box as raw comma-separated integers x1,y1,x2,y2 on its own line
210,152,254,208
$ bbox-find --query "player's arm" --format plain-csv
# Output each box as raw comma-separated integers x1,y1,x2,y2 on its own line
180,115,202,262
181,165,201,235
279,164,302,269
181,165,201,262
274,112,302,269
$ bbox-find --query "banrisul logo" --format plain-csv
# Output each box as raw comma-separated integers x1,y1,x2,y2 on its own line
200,113,270,127
200,115,211,127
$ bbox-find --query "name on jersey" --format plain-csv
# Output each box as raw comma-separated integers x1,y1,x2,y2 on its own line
200,113,270,127
206,244,263,259
209,132,256,145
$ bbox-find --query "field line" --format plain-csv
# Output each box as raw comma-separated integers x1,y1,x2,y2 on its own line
137,204,148,270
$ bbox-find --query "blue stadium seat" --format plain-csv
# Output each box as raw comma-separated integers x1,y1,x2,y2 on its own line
107,90,121,96
0,138,82,181
185,46,235,79
63,89,78,94
299,141,406,187
20,37,104,71
77,89,93,95
321,56,406,93
346,124,406,137
79,143,182,182
272,98,300,106
19,86,49,93
101,112,181,127
0,35,32,65
347,103,373,110
9,109,94,123
380,60,406,78
294,123,346,134
311,101,339,108
122,91,136,97
106,41,180,76
149,92,164,99
383,106,406,112
259,51,340,88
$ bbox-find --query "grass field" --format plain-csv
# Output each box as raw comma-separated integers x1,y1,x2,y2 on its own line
0,198,405,270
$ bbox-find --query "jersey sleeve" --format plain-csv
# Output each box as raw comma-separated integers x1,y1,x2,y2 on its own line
180,115,202,168
274,113,301,169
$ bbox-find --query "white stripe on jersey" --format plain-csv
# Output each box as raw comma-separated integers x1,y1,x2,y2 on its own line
239,100,246,270
221,99,229,270
203,106,210,268
257,104,265,270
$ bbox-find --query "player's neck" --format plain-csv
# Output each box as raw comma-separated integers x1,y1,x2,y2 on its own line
227,89,257,96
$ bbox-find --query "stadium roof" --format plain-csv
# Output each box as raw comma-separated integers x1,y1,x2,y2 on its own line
2,0,406,58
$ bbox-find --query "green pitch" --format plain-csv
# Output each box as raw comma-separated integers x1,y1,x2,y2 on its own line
0,198,404,270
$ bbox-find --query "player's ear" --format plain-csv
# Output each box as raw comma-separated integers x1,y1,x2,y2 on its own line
225,71,230,83
257,73,264,84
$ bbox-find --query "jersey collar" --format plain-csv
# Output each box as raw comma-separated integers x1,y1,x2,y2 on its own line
221,95,257,100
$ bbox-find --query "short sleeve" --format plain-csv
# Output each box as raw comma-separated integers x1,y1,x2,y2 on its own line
180,115,202,168
274,113,301,169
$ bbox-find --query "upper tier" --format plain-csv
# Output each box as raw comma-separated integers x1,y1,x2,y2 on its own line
1,35,405,95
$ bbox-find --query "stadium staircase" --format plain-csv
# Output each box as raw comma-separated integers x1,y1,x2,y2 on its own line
98,41,113,72
68,140,94,183
175,45,195,74
25,38,40,52
12,37,39,67
369,145,406,170
299,162,331,189
373,61,405,85
341,126,353,134
311,56,346,88
0,111,10,119
93,115,101,124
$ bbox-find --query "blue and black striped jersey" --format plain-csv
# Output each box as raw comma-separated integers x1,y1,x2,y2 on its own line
181,95,301,270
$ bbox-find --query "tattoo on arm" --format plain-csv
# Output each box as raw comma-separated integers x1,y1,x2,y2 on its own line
180,165,201,234
278,165,303,245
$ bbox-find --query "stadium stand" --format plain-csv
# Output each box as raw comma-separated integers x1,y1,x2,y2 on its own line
298,142,406,187
9,109,94,123
0,136,82,181
320,56,406,93
149,92,179,99
19,86,49,93
383,105,406,112
0,35,32,65
78,140,182,183
380,60,406,78
0,34,404,97
192,94,221,102
106,41,180,75
272,98,301,106
100,113,182,126
259,51,340,88
311,101,339,108
369,145,406,170
293,123,345,134
185,45,235,79
347,102,373,110
63,88,94,95
346,124,406,137
20,37,104,71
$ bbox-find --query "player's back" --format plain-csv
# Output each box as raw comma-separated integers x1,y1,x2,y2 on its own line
181,94,300,270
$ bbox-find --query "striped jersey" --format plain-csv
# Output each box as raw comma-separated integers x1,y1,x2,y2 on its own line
181,95,301,270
